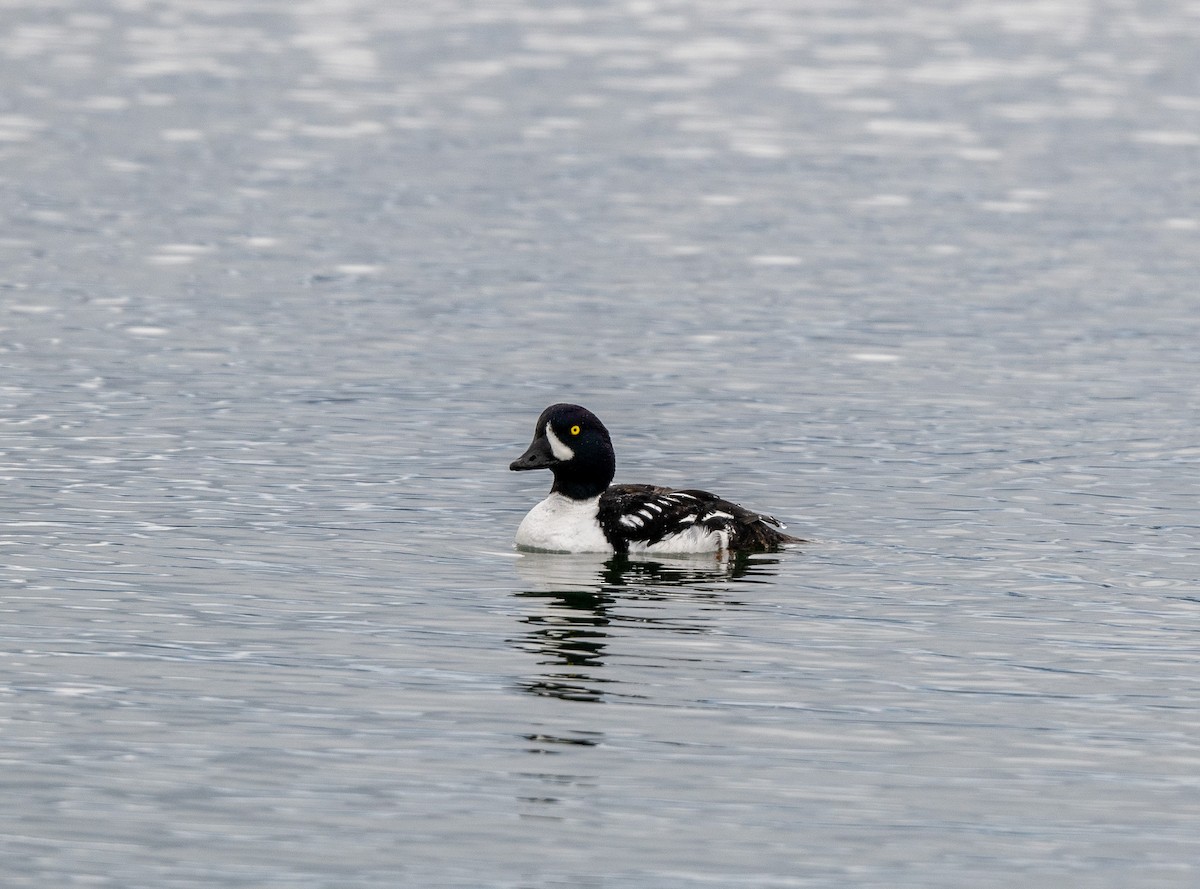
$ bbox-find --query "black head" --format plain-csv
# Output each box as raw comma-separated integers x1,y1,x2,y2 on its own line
510,403,616,500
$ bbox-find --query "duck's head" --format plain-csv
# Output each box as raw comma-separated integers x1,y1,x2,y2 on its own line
510,403,616,500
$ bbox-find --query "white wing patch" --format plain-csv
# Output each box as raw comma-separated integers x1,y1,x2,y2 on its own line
618,493,737,553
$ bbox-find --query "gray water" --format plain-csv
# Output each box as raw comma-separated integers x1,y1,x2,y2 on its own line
2,1,1199,886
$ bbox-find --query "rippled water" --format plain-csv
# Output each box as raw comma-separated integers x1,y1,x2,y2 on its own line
2,1,1198,886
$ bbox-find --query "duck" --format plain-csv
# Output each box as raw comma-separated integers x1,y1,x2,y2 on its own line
510,403,802,554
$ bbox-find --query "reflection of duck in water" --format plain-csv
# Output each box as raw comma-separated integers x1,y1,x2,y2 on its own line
513,549,785,593
511,551,787,703
510,404,804,555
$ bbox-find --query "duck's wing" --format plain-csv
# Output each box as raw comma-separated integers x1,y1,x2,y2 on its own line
598,484,802,552
672,488,804,549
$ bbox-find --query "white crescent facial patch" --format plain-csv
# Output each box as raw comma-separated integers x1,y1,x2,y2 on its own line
545,421,575,461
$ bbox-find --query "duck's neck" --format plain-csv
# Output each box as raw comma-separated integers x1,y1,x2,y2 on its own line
550,453,615,501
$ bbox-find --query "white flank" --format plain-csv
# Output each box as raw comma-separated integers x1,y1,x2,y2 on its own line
515,493,611,553
544,422,575,461
628,524,728,554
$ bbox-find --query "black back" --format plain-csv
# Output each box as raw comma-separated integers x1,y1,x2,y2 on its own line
597,484,801,553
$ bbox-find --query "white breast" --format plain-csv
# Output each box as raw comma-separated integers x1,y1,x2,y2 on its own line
514,493,613,553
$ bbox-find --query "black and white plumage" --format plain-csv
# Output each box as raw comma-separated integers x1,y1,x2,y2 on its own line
510,403,802,554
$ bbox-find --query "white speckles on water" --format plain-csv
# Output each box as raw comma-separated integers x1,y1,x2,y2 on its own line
854,193,911,209
6,303,54,315
147,244,213,266
865,118,979,142
159,128,204,141
980,199,1036,213
851,352,901,363
332,263,383,276
1134,129,1200,146
0,114,46,141
748,254,803,266
779,65,890,95
299,120,387,139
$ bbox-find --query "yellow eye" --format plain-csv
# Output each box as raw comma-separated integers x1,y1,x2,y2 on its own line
570,425,581,436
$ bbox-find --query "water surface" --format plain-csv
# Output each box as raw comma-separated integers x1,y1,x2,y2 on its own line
1,1,1198,886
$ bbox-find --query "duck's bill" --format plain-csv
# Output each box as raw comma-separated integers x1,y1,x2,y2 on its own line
510,435,558,471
